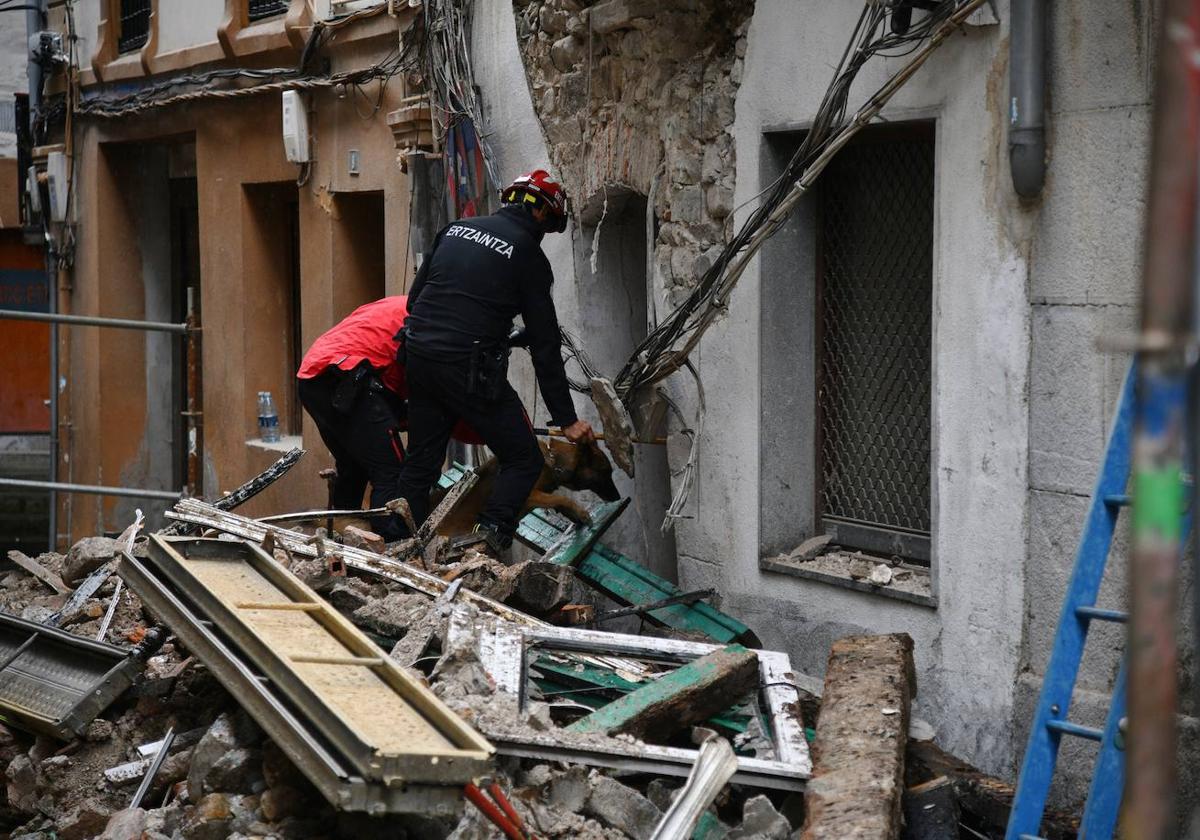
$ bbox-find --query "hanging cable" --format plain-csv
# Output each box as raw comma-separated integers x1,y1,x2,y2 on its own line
612,0,986,404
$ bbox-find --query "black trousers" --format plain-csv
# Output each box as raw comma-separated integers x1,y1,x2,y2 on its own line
395,352,543,537
296,368,408,540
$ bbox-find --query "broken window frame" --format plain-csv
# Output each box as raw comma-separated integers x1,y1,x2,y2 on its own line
451,610,812,789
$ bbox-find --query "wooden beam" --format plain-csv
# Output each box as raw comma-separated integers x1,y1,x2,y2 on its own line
800,634,915,840
905,739,1079,840
7,550,70,594
567,645,759,740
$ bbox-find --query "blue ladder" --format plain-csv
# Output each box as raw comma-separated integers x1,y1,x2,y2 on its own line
1006,362,1188,839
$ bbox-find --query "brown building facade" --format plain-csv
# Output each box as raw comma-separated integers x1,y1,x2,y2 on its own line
45,1,425,541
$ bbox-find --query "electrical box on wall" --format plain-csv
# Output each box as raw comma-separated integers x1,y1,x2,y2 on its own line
282,90,311,163
45,151,68,223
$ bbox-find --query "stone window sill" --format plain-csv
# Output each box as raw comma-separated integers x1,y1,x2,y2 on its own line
246,434,303,453
760,551,937,608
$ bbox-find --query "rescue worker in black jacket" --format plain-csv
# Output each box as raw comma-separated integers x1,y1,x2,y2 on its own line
393,169,595,551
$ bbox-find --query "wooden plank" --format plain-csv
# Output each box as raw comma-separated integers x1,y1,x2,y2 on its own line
7,550,69,594
161,447,305,536
541,499,628,566
568,645,759,740
436,463,755,644
800,634,915,840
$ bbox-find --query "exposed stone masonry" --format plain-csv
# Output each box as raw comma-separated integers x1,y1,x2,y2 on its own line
512,0,753,304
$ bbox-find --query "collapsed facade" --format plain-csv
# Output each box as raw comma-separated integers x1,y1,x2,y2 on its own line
7,0,1198,828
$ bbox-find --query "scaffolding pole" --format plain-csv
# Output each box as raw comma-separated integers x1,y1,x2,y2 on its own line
0,309,189,335
0,301,204,545
1128,1,1200,837
0,477,182,502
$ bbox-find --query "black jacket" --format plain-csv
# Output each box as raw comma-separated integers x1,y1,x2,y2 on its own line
403,205,578,427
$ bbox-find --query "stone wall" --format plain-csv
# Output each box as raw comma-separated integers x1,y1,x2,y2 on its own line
512,0,752,309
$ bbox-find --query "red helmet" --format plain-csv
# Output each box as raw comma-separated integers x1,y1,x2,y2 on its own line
501,169,570,233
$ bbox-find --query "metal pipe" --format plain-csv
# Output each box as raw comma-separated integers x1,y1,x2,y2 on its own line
1009,0,1046,198
47,253,57,553
1127,1,1200,836
185,296,202,496
0,477,182,502
0,309,189,335
129,727,174,811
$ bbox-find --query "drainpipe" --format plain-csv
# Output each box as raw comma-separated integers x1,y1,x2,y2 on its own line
1009,0,1046,198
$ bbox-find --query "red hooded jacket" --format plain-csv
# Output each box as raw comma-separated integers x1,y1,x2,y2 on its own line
297,296,483,443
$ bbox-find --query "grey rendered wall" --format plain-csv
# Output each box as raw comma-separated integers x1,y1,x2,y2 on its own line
1018,2,1199,817
722,1,1029,777
472,0,681,577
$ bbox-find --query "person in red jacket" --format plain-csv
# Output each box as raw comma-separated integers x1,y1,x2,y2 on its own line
297,296,434,540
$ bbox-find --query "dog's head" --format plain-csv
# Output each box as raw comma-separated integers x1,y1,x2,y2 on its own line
542,438,622,502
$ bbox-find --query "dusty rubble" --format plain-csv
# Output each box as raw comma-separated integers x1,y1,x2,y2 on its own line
0,537,804,840
1,502,1077,840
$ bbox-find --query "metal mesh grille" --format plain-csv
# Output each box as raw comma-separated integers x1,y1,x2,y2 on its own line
118,0,151,54
249,0,290,21
817,123,933,538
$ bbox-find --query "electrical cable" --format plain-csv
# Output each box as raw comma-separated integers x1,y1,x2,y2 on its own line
612,0,984,403
600,0,985,529
74,11,422,118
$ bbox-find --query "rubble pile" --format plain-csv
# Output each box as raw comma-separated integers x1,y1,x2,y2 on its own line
0,537,806,840
0,451,1077,840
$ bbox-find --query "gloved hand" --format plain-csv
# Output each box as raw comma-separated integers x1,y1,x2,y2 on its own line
562,419,595,444
507,325,530,349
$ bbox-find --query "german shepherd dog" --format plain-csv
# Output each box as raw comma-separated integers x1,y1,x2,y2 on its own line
435,438,622,536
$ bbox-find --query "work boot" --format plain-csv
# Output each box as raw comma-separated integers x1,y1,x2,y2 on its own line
449,521,513,563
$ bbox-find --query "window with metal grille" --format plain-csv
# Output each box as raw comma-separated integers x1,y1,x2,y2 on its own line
816,121,934,563
248,0,289,21
118,0,151,54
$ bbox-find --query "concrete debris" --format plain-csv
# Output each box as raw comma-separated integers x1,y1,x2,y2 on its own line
341,525,385,554
727,794,790,839
5,551,69,595
868,564,893,586
62,537,118,585
0,501,997,840
585,772,664,840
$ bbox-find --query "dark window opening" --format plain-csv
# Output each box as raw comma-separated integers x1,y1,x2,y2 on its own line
118,0,151,54
816,121,934,564
248,0,290,22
